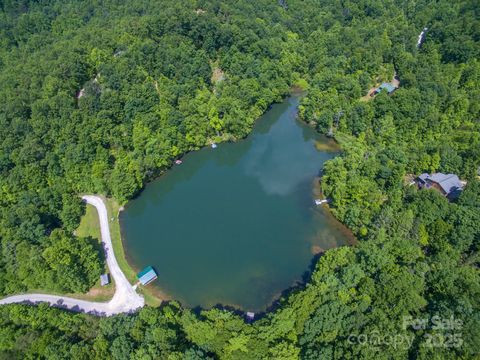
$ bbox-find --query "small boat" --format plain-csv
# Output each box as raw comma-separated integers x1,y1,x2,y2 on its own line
315,199,329,205
175,159,183,165
211,143,217,149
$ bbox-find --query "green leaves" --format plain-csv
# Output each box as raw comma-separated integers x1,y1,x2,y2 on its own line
0,0,478,359
41,229,102,293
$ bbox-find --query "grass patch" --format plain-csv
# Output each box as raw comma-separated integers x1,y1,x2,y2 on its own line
21,286,116,303
103,197,137,283
66,286,115,302
103,197,163,307
56,205,116,302
76,204,102,239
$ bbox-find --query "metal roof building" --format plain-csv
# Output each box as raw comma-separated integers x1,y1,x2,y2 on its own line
416,172,464,198
377,82,397,94
429,173,463,195
100,274,110,286
137,266,158,286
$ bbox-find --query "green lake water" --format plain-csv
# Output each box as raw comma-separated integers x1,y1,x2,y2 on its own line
120,95,354,311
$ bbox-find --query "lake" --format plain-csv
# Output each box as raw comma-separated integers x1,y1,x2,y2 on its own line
120,95,354,311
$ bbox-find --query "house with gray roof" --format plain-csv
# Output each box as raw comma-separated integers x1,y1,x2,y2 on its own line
416,173,464,199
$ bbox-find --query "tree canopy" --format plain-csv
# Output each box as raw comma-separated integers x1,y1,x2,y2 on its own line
0,0,479,359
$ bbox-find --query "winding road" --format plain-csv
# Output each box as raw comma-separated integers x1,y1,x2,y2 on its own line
0,195,145,316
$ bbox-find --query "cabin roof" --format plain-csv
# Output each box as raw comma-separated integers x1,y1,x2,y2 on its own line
378,82,397,93
418,173,429,182
417,172,463,196
429,173,462,195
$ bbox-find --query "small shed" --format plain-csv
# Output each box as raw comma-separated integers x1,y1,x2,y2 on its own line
100,274,110,286
137,266,158,286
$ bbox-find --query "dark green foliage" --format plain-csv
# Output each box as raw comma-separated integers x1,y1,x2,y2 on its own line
0,0,298,295
0,0,479,359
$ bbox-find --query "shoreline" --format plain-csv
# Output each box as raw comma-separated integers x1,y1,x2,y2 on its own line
1,91,358,314
103,196,167,307
112,91,303,308
1,89,357,316
111,93,358,314
2,88,355,314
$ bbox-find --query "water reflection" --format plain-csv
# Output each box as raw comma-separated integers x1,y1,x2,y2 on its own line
120,94,354,311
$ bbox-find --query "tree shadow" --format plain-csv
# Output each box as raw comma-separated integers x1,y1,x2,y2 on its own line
85,235,108,270
250,251,325,322
179,251,327,324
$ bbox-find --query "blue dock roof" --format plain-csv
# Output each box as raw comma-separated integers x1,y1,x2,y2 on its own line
137,266,157,285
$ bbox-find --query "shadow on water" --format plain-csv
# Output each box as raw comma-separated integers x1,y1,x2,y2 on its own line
186,251,328,323
240,247,344,322
172,241,357,324
120,92,357,317
120,151,217,220
123,98,294,208
254,98,294,135
212,140,250,168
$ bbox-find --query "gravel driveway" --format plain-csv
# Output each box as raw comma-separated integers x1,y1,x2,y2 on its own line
0,195,145,316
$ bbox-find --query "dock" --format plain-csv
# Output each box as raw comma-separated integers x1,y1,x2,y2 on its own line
137,266,158,286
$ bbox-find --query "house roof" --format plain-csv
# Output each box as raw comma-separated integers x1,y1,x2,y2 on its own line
418,173,429,182
428,173,463,195
378,82,397,93
100,274,109,286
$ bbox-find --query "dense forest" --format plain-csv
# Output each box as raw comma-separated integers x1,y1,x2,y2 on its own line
0,0,479,359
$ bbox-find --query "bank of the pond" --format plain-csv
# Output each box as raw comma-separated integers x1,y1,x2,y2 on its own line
119,94,356,311
97,95,305,307
101,197,165,307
